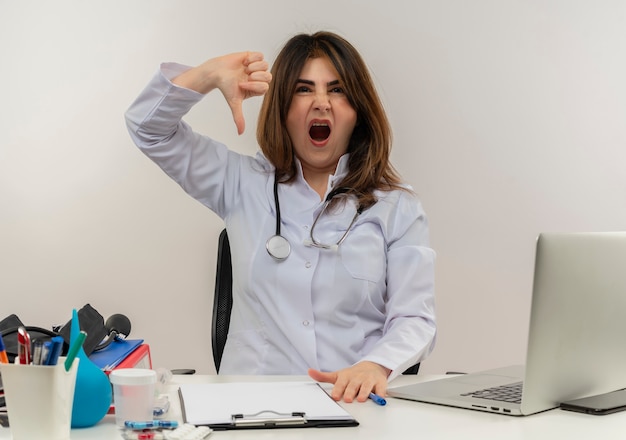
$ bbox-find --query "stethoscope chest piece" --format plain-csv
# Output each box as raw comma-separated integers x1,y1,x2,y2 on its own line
266,234,291,260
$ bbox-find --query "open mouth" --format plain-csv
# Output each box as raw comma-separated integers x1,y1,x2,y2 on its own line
309,123,331,142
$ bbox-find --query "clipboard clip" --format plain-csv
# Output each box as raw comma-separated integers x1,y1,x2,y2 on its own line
231,410,307,427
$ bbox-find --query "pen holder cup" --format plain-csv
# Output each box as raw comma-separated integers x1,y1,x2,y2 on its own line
109,368,157,427
0,357,79,440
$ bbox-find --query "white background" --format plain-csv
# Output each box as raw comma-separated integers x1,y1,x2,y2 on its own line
1,0,625,375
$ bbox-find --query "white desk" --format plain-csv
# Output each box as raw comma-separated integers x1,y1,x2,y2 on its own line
2,374,626,439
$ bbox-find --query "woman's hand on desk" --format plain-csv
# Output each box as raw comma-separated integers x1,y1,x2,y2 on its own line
308,361,391,403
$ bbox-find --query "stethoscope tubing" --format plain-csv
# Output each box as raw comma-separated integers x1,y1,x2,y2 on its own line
266,174,362,260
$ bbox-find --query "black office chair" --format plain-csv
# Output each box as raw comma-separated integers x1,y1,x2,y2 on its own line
210,228,419,375
212,229,233,373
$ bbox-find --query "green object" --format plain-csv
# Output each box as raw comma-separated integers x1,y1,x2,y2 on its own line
64,330,87,372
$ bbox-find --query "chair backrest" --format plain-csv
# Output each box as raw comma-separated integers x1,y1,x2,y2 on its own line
211,229,233,373
210,228,419,375
403,363,420,375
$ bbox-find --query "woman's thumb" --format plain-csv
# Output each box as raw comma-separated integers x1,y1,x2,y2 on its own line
229,101,245,135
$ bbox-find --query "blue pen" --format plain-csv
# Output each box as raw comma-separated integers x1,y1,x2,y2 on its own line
41,340,52,365
369,393,387,406
45,336,64,366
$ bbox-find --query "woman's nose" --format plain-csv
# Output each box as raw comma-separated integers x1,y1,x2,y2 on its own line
313,93,331,112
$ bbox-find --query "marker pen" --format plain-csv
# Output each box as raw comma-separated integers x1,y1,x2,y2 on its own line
64,330,87,371
31,339,44,365
0,333,9,364
44,336,64,366
40,341,52,365
17,327,31,365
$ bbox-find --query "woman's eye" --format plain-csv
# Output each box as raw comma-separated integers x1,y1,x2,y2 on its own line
295,86,311,93
330,87,345,94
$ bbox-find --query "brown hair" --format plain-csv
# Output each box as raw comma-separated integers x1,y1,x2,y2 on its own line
257,31,406,209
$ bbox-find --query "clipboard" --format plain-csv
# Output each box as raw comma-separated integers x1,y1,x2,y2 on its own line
178,381,359,430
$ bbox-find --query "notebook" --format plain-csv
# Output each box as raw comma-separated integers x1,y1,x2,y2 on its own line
388,232,626,416
88,338,144,371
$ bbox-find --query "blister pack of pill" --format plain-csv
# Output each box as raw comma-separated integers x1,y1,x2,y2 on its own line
165,423,213,440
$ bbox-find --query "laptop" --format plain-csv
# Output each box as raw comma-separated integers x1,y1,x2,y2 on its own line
389,232,626,416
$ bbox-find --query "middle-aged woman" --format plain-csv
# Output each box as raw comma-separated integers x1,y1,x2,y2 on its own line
125,31,436,403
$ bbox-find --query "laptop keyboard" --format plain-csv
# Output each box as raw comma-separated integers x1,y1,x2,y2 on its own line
461,381,523,404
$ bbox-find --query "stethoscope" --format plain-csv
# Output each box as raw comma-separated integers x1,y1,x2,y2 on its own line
265,175,364,260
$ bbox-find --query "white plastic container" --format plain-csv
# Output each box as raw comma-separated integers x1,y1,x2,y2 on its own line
109,368,157,427
0,357,79,440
